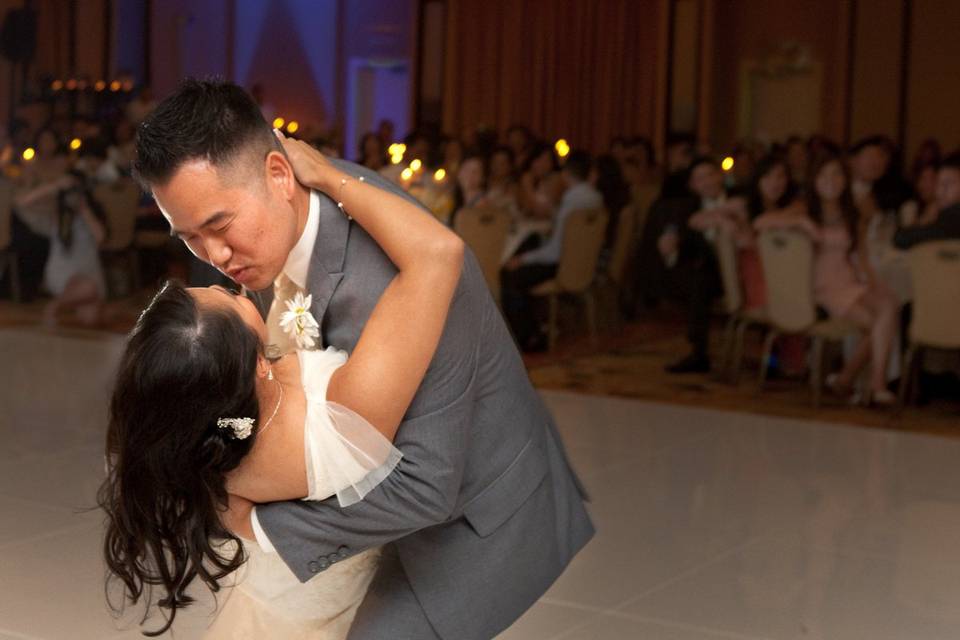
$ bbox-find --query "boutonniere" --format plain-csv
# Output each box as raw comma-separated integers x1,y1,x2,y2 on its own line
279,291,320,350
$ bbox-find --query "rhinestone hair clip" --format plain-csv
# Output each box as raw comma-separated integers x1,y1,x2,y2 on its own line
217,417,255,440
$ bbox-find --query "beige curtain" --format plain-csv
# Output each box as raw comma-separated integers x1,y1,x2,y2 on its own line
442,0,662,151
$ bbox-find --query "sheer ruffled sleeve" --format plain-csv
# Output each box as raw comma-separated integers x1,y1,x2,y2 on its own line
300,348,403,507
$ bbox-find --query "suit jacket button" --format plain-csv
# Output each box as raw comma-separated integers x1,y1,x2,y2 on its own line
328,553,338,564
308,561,320,573
318,557,330,570
337,546,349,558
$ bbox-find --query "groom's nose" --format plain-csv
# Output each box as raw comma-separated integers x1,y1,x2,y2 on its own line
204,236,233,269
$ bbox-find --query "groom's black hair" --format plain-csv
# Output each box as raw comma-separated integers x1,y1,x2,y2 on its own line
133,77,279,191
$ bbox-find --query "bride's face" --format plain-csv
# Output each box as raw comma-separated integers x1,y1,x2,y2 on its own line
188,285,268,345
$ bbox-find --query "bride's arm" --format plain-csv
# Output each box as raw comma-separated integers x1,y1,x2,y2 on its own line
278,133,464,442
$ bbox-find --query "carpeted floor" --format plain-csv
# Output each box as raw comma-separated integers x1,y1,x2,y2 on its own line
523,308,960,438
5,294,958,438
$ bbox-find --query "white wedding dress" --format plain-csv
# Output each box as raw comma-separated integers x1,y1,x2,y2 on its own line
204,347,402,639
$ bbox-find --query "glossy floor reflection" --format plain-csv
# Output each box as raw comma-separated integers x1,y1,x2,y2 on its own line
3,327,960,639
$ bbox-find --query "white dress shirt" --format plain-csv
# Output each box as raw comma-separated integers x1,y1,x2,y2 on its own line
250,189,321,553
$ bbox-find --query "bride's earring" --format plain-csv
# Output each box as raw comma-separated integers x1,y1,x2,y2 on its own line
267,368,274,381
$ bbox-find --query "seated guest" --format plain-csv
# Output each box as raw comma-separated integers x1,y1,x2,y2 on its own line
485,145,520,216
622,136,661,201
501,151,602,350
442,136,465,175
659,133,696,199
900,160,939,228
593,154,631,259
785,136,809,184
519,142,564,218
894,152,960,249
755,154,899,406
657,157,727,373
358,132,387,171
910,138,942,181
849,135,913,215
690,153,798,312
448,153,487,228
505,124,533,171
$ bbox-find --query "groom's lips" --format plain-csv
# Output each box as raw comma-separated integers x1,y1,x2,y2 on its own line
227,267,252,284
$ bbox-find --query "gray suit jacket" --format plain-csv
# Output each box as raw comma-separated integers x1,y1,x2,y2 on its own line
253,158,594,639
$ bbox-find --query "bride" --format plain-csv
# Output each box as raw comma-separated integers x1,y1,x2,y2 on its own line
98,136,465,637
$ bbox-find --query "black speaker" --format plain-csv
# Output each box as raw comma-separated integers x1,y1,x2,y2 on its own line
0,8,37,63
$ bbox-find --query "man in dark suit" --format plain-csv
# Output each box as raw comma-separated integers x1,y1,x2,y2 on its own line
637,157,726,373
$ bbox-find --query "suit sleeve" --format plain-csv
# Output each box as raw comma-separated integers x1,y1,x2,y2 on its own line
254,252,484,583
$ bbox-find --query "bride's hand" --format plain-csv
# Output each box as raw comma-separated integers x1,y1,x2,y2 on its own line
274,128,338,192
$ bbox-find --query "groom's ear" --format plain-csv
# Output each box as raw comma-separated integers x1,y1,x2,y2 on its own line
264,150,297,201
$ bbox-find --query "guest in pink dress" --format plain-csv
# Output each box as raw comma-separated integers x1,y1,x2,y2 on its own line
754,154,899,406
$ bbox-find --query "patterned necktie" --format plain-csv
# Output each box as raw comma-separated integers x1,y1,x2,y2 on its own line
265,273,298,359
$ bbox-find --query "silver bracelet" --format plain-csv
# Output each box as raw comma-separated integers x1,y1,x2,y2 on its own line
336,175,365,220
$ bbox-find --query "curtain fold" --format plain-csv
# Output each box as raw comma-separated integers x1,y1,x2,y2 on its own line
443,0,662,151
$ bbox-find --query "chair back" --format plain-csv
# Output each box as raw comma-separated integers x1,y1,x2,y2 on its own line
608,204,637,285
94,178,141,251
712,228,742,314
757,229,817,332
454,206,511,301
0,179,14,250
908,240,960,349
555,208,609,293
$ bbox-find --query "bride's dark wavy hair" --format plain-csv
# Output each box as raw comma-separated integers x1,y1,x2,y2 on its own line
97,280,262,636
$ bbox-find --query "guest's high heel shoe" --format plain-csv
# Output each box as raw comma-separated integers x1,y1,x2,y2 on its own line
825,373,852,396
865,388,897,408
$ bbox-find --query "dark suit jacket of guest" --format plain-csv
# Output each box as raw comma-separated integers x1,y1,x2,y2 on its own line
894,203,960,249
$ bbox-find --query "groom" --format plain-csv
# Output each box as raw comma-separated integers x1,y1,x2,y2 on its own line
134,79,593,639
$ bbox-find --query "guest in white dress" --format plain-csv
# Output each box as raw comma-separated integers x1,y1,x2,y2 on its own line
15,171,107,326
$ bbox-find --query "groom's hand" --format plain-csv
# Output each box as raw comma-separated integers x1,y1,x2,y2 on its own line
221,493,256,541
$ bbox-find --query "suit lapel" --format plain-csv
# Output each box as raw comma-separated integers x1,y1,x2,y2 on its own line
306,189,351,327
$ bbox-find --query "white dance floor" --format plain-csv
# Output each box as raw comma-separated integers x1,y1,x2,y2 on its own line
3,327,960,639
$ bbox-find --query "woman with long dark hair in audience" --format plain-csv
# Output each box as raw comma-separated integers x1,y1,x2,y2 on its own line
357,132,387,171
519,142,563,218
448,152,487,228
755,153,899,405
900,160,940,227
485,145,520,216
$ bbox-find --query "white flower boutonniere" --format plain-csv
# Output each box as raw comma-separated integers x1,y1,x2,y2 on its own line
279,291,320,350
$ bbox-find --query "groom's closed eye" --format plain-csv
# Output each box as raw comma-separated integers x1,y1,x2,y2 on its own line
170,212,233,240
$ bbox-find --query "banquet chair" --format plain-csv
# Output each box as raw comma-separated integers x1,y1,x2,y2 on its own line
531,208,609,351
631,183,659,228
453,206,511,304
94,178,142,296
0,180,20,301
599,203,639,329
897,240,960,409
757,230,861,408
712,228,768,383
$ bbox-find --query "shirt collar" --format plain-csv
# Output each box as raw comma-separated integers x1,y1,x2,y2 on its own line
280,189,320,290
